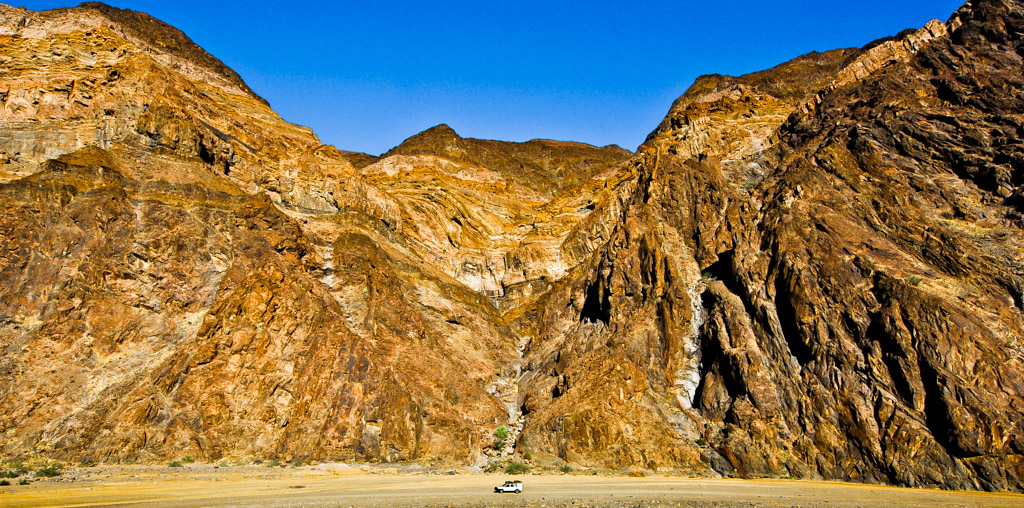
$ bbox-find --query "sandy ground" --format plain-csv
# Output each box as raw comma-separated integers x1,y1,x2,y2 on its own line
1,465,1023,507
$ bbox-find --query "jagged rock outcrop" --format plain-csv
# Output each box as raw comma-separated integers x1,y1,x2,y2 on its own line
512,0,1024,491
1,0,1023,493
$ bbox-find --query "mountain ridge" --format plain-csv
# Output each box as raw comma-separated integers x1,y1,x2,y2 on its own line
0,0,1022,492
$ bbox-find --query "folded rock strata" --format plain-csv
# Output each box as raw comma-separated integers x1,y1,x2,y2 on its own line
0,0,1022,492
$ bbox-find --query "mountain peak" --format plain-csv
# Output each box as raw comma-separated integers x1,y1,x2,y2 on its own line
422,123,459,137
79,1,266,104
384,124,464,158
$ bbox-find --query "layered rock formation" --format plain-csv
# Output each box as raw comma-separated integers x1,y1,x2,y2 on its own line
1,0,1023,493
509,0,1024,490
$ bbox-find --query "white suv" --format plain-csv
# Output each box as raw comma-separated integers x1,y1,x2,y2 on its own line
494,480,523,493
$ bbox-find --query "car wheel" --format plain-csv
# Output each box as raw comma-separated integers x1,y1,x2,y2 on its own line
516,489,522,493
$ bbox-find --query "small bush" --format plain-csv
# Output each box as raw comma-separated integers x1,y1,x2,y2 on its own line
504,462,530,475
2,463,28,478
168,461,183,468
267,460,282,468
906,275,923,286
493,438,506,450
253,458,264,465
18,479,29,485
290,459,303,468
484,461,501,473
559,464,572,474
695,438,708,447
700,271,718,282
522,452,533,461
0,479,9,486
181,455,195,464
35,464,62,478
493,426,509,440
217,461,228,468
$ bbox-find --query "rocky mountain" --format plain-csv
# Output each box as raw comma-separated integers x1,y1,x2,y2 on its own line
1,0,1023,493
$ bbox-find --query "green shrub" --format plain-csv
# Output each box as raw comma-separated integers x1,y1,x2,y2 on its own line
504,462,530,475
2,462,28,478
253,458,264,465
906,275,923,286
18,479,29,485
522,452,533,461
168,460,183,468
493,438,506,450
700,271,718,282
267,459,282,468
35,464,62,478
0,479,9,486
181,455,195,464
290,459,303,467
493,426,509,439
696,437,708,447
559,464,572,474
484,461,501,473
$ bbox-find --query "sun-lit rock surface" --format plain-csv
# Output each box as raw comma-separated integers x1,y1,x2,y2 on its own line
1,0,1023,492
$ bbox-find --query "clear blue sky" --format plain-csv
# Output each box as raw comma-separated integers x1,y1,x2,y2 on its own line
13,1,965,155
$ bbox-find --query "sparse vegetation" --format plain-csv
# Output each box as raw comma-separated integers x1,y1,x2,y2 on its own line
700,271,718,283
906,275,923,286
493,438,506,450
181,455,195,464
1,462,28,478
522,451,533,461
18,478,29,485
0,479,9,486
267,459,282,468
168,460,183,468
35,463,62,478
696,437,708,447
559,464,572,474
253,458,264,465
484,461,501,473
493,425,509,440
290,459,303,467
218,461,229,468
504,462,530,475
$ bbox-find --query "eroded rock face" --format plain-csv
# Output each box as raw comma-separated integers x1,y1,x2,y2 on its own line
1,0,1023,493
512,0,1024,491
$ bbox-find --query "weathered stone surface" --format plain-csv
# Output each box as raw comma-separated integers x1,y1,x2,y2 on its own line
1,0,1023,493
512,0,1024,491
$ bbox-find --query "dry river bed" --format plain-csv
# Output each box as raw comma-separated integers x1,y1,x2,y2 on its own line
2,464,1023,507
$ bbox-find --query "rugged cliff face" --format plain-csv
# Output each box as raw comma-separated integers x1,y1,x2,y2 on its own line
1,0,1022,492
510,0,1024,490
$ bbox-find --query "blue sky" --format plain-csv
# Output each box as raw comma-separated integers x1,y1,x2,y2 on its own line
14,1,965,154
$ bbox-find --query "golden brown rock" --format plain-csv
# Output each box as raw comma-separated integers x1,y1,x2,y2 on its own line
1,0,1023,493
